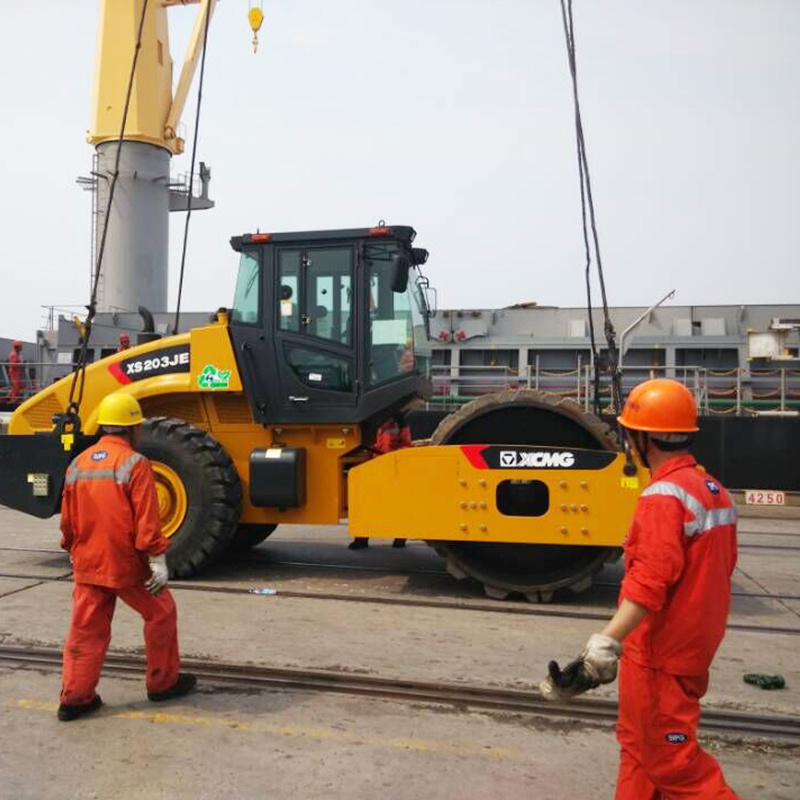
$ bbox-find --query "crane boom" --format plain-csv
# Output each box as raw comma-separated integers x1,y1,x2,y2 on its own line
165,0,217,145
88,0,217,156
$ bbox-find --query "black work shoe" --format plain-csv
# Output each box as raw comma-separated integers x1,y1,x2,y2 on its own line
147,673,197,702
57,694,103,722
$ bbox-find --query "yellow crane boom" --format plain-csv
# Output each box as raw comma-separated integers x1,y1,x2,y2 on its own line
88,0,218,156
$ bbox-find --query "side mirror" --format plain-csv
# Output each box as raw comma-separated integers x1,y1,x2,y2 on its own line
416,274,438,318
390,254,410,293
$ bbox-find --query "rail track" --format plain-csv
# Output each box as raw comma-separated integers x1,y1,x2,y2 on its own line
1,569,799,637
1,644,798,744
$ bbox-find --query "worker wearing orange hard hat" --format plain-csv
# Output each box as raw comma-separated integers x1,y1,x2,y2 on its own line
58,394,196,721
540,379,739,798
7,340,24,404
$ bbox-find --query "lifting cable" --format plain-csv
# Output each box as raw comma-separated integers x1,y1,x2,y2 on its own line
558,0,623,417
65,0,151,423
173,3,213,336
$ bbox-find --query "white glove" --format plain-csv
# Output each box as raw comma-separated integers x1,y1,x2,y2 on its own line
539,633,622,702
145,554,169,595
580,633,622,683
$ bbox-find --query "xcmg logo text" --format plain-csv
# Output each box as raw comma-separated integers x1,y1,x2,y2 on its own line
499,451,576,468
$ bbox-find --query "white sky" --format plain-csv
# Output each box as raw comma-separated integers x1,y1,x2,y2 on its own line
0,1,798,340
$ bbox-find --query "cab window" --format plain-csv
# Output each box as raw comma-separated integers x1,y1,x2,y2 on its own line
367,245,414,386
278,251,301,333
231,251,261,324
285,345,353,392
305,249,352,345
277,247,353,345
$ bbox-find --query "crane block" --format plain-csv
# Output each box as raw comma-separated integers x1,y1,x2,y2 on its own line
248,6,264,53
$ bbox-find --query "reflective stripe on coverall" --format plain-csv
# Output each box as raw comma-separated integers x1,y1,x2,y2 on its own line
615,455,739,799
60,435,179,705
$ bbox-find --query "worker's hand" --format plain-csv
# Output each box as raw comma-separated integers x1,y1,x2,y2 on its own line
539,633,622,702
145,554,169,595
581,633,622,682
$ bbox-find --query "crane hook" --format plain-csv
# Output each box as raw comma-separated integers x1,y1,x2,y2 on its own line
248,4,264,53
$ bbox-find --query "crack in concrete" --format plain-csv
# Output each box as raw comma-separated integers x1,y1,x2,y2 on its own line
735,565,800,622
0,581,45,600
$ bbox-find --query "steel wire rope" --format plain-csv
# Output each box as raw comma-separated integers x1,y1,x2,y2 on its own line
66,0,151,419
559,0,623,416
560,3,600,414
173,3,213,335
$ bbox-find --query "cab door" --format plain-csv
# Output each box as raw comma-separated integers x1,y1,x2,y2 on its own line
273,245,360,421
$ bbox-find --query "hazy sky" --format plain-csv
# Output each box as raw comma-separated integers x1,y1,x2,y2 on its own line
0,1,798,340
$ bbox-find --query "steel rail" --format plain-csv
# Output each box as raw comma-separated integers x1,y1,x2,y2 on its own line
592,581,800,602
0,571,798,637
1,644,798,743
737,543,800,552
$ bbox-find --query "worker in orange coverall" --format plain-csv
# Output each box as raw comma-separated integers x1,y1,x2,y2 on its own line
540,379,739,798
7,340,24,403
58,394,196,721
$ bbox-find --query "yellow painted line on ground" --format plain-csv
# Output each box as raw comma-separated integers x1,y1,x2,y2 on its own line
13,699,515,759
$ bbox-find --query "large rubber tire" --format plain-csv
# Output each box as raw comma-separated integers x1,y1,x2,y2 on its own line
228,523,278,552
138,417,242,578
428,390,621,601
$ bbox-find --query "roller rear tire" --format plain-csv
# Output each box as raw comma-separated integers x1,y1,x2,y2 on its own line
138,417,242,578
228,523,278,552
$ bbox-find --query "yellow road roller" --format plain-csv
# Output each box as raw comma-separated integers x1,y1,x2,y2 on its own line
0,225,643,601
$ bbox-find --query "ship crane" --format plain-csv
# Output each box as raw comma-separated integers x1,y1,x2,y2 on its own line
87,0,223,316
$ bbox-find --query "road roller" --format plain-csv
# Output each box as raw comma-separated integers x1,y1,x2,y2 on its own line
0,225,643,601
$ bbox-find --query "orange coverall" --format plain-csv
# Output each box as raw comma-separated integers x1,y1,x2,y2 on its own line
616,455,739,799
374,418,413,454
59,434,179,705
7,348,23,403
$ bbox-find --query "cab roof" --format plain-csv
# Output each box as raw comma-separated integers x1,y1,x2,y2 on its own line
230,225,417,251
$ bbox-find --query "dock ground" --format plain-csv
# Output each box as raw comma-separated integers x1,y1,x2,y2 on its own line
1,508,798,799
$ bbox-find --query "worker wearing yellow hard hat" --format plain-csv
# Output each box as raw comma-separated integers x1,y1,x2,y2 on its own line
96,393,142,427
58,394,196,721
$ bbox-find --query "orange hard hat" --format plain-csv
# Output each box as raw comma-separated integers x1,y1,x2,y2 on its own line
12,340,22,348
617,378,699,433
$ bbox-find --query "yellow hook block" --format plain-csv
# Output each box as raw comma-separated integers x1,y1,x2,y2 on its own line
248,6,264,53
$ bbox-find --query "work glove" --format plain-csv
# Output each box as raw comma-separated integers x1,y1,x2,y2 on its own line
145,554,169,595
539,633,622,702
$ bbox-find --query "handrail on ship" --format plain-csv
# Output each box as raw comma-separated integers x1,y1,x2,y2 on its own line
424,363,800,417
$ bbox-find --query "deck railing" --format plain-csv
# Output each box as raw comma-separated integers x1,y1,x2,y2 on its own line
424,363,800,416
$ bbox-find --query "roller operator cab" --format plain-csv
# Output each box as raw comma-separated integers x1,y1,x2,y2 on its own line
227,225,434,427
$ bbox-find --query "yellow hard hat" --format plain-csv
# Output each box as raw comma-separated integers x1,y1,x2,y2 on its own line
97,394,144,427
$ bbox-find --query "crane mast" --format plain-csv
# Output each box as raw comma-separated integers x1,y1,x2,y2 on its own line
87,0,217,315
